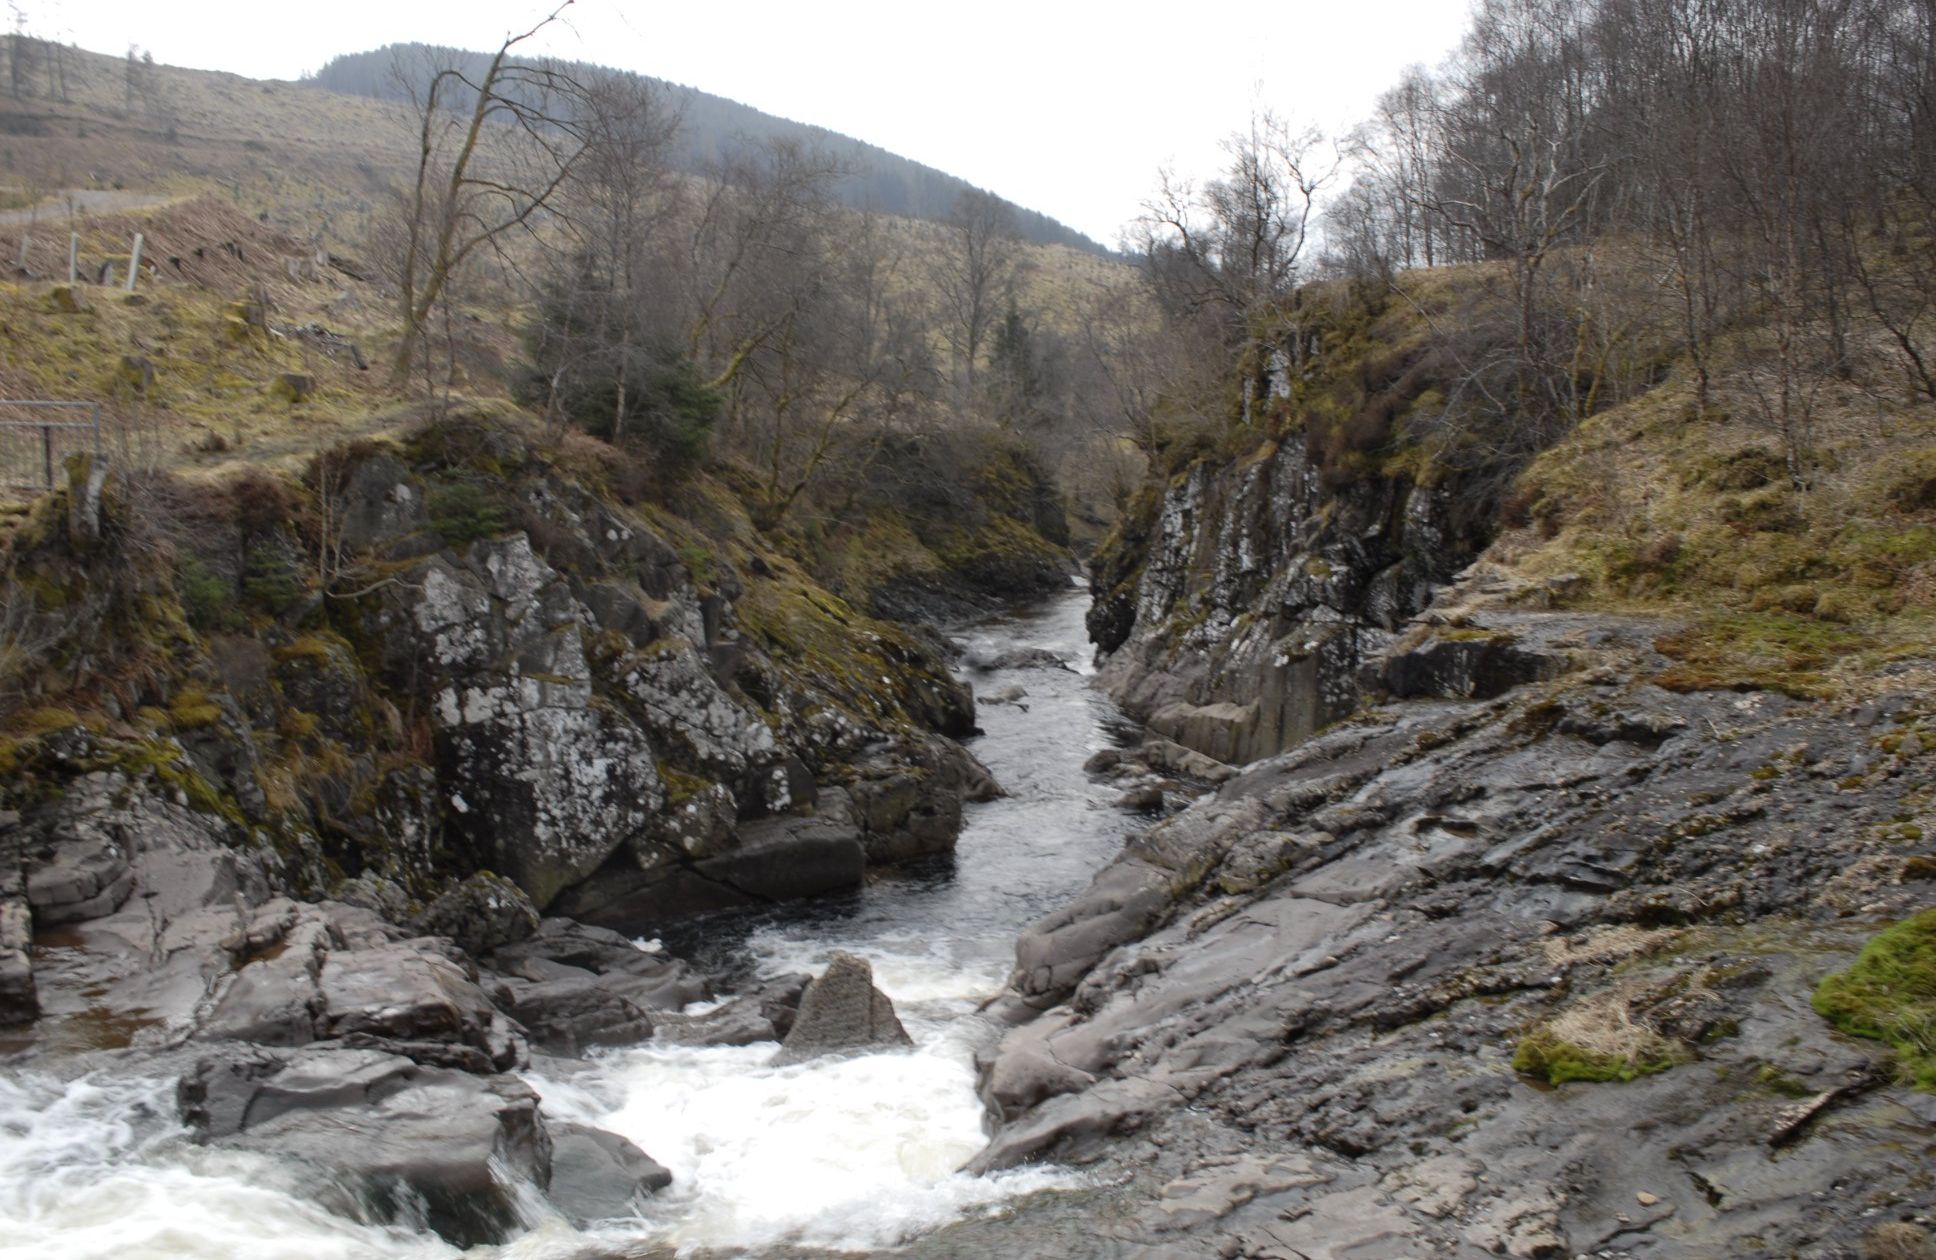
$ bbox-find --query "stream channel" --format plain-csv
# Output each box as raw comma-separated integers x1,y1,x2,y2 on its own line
0,587,1148,1259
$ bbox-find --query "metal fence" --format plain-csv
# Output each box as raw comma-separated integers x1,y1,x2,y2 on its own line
0,400,102,495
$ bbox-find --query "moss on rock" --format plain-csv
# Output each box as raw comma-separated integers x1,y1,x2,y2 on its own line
1812,908,1936,1091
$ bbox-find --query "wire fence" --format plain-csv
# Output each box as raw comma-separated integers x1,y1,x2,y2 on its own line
0,400,102,497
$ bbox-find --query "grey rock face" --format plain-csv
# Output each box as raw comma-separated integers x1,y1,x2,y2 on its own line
771,951,913,1066
1091,431,1480,769
383,537,665,909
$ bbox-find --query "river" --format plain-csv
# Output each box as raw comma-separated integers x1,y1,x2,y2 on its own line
0,587,1143,1259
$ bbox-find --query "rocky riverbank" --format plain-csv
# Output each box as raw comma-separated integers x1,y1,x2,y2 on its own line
966,558,1936,1257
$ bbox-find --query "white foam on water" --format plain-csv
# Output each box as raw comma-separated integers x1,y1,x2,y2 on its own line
0,1073,462,1260
740,928,1009,1009
552,947,1078,1256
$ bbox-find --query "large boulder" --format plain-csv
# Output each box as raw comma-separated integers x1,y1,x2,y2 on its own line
413,871,540,957
770,951,912,1066
179,1044,550,1248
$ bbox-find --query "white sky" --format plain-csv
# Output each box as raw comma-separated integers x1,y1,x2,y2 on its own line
33,0,1476,246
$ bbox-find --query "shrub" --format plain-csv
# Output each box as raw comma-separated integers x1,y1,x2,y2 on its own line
227,468,298,537
175,553,240,632
426,482,510,546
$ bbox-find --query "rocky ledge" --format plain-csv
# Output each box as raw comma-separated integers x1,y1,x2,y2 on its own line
969,568,1936,1258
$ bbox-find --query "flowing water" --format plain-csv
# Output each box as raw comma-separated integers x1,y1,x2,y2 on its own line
0,587,1143,1259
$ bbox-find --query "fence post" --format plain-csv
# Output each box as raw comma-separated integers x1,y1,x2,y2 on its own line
68,233,77,284
125,233,144,293
41,424,53,490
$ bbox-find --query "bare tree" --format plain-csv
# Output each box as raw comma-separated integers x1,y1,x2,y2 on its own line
389,5,593,385
933,189,1020,394
1137,109,1333,423
680,138,844,399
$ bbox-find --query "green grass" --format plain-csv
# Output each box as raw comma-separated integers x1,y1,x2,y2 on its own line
1513,1027,1680,1084
1813,908,1936,1091
1510,1021,1680,1083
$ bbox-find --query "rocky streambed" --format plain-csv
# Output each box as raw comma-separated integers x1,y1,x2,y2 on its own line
0,590,1152,1258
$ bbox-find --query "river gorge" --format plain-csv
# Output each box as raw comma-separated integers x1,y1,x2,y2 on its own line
2,590,1144,1259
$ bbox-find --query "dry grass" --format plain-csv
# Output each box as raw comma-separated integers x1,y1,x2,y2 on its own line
1490,313,1936,696
1540,925,1679,969
1514,983,1689,1084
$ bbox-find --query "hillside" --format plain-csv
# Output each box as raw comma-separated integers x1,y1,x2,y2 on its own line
308,43,1111,256
0,37,1107,258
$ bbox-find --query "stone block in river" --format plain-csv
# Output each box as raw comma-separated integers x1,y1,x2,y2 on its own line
770,951,912,1066
1147,700,1259,767
179,1044,550,1248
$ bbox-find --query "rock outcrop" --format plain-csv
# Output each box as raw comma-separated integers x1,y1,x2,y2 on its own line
974,579,1936,1257
0,416,992,954
1088,433,1489,771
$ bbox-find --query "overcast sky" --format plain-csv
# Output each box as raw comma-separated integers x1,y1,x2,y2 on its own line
35,0,1475,246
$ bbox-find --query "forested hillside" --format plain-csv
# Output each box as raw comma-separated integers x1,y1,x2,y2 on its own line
307,44,1109,256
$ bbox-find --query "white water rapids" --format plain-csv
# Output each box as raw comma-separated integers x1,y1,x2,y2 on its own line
1,588,1140,1258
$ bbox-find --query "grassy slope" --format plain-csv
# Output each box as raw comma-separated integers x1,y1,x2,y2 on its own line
1497,318,1936,700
